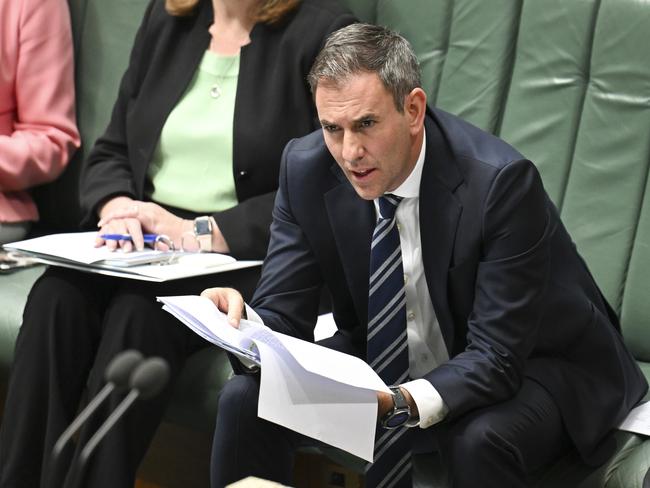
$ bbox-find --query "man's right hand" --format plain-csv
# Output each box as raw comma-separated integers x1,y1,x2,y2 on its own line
201,287,245,328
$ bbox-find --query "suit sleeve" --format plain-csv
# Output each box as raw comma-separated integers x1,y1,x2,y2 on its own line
425,159,552,421
0,0,80,191
249,140,324,342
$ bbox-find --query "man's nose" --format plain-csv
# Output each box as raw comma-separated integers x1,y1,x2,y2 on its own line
341,132,364,163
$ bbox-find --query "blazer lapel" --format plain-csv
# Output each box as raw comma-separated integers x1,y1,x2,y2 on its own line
420,113,463,354
324,167,375,326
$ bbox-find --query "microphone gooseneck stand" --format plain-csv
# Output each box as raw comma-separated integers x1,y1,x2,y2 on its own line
64,357,170,488
47,350,144,488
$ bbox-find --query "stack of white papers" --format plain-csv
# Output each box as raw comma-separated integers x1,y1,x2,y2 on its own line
159,295,264,365
4,232,261,282
159,294,391,462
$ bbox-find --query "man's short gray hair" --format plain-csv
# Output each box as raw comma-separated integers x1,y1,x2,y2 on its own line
308,23,421,113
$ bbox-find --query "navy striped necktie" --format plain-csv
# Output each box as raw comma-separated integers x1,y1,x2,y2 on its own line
365,194,412,488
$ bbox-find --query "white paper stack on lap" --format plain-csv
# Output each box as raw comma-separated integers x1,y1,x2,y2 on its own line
3,232,261,282
158,294,391,462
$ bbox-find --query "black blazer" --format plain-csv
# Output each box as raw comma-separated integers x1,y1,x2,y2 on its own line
80,0,355,259
251,108,648,463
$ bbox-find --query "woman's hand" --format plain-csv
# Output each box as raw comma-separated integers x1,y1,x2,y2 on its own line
95,196,140,251
97,197,231,253
96,197,190,252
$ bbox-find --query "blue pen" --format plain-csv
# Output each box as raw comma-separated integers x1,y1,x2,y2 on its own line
100,233,159,243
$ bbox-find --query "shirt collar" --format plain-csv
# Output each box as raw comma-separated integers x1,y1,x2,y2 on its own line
387,129,426,200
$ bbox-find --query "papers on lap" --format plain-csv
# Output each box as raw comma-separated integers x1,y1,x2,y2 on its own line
3,232,261,282
158,294,391,462
159,295,263,365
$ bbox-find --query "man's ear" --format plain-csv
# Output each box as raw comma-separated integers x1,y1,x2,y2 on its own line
405,87,427,134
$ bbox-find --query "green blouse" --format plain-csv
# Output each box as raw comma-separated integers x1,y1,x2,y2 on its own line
147,50,239,213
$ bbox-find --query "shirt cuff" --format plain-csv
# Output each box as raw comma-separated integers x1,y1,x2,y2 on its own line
401,379,448,429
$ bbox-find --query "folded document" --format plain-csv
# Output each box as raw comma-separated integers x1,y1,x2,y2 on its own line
159,294,391,462
3,232,261,282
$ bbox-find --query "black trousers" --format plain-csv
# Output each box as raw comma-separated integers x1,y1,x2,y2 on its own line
0,265,260,488
210,374,573,488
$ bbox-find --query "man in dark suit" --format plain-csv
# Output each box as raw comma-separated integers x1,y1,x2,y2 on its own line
203,24,647,487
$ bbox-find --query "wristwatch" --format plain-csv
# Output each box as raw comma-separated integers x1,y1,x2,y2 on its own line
380,386,412,429
193,216,213,252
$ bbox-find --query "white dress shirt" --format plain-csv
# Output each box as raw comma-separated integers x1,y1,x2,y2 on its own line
375,130,449,429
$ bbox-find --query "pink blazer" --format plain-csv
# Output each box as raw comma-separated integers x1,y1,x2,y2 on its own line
0,0,80,223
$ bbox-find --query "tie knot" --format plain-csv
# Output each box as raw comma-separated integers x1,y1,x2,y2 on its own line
378,194,402,220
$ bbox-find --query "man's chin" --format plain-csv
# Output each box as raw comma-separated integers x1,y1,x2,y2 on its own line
351,185,381,201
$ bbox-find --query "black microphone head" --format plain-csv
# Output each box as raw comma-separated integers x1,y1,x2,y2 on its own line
105,350,144,392
129,357,170,400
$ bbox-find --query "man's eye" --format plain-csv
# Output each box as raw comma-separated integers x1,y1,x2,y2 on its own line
360,119,375,128
323,125,339,133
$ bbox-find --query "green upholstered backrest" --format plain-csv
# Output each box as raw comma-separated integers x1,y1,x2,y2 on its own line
340,0,650,362
33,0,149,230
70,0,150,164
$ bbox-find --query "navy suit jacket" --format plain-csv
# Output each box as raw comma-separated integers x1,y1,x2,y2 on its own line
250,107,647,463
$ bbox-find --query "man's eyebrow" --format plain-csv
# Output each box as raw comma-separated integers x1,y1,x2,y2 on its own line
320,113,379,127
353,113,379,124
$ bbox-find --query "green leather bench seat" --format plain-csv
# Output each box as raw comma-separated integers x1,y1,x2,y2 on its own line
1,0,649,486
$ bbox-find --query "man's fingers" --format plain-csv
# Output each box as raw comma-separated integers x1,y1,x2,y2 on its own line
225,292,245,328
201,288,244,328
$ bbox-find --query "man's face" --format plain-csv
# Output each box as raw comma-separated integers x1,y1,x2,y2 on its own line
315,72,424,200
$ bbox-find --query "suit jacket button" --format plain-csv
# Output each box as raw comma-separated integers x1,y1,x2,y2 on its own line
238,170,249,179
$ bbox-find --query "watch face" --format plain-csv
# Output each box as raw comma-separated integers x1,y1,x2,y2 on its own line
384,410,410,429
194,218,211,235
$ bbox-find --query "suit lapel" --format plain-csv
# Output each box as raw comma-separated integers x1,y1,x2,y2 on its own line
325,168,375,326
323,112,464,350
420,113,463,354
